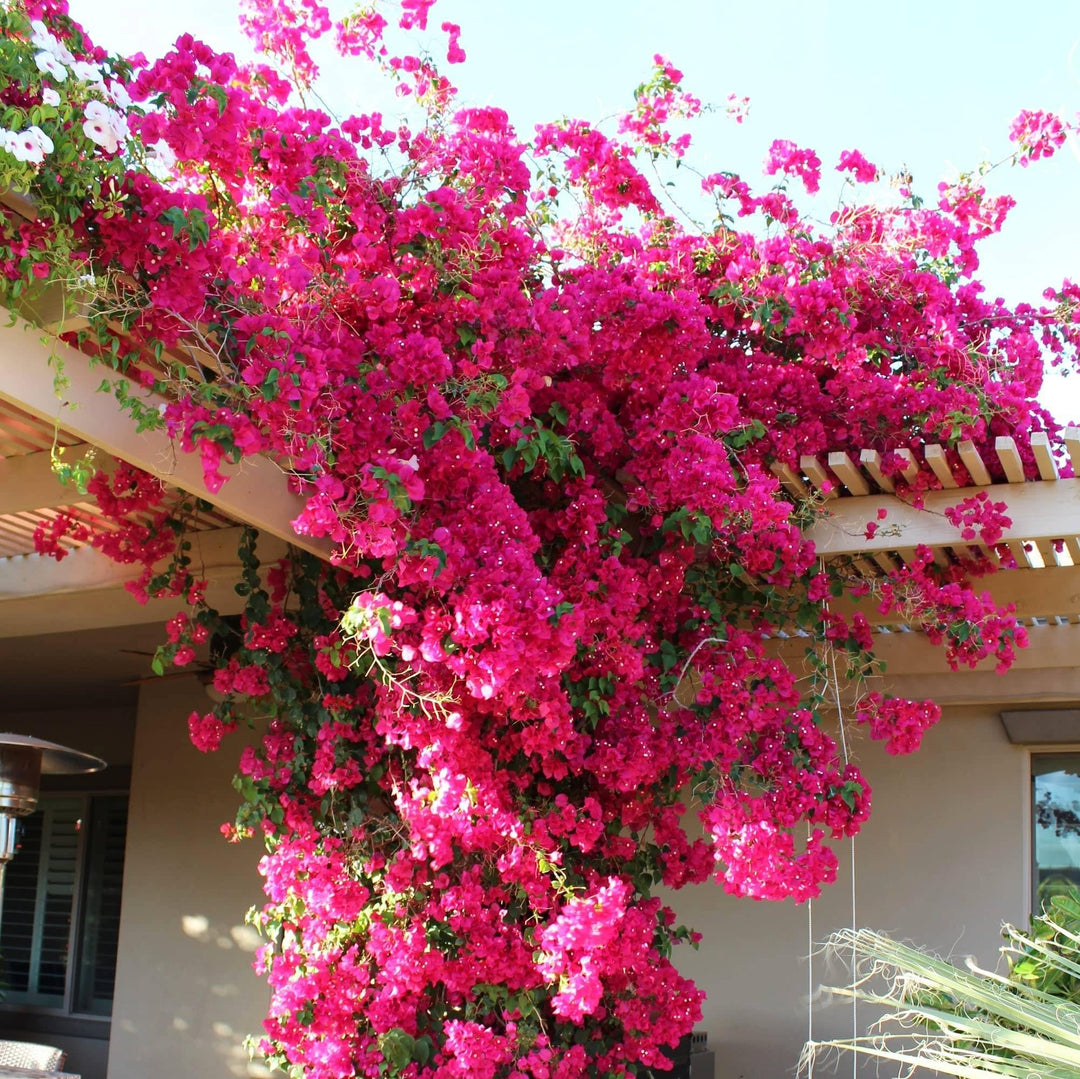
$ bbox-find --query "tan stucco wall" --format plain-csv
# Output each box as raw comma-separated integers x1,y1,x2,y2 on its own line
102,686,1034,1079
669,705,1030,1079
107,679,274,1079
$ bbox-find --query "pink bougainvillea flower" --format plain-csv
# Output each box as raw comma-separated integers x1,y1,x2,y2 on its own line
836,148,877,182
442,21,465,64
1009,107,1068,166
764,137,821,193
10,5,1060,1074
726,92,750,123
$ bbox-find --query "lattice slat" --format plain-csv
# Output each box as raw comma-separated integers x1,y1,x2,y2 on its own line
769,462,808,498
858,450,894,493
799,455,837,499
1031,432,1059,480
1065,427,1080,476
958,440,992,485
827,452,870,496
870,550,900,573
1035,539,1058,568
924,444,957,488
994,436,1025,484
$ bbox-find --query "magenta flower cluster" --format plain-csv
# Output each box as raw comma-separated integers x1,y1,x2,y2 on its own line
6,0,1077,1074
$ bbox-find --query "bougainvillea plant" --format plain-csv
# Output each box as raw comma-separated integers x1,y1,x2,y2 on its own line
5,0,1080,1075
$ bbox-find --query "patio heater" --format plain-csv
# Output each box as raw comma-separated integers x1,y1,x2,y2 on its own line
0,734,106,899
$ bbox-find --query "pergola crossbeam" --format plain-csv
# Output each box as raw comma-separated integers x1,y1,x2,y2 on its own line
807,479,1080,555
0,311,333,559
0,444,116,515
828,563,1080,625
0,526,288,637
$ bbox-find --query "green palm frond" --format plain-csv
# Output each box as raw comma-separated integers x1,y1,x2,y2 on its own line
803,894,1080,1079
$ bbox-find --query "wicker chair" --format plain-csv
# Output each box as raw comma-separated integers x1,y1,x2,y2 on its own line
0,1039,66,1070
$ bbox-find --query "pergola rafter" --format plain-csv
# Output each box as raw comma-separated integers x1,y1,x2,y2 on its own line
2,297,1080,699
0,309,334,560
0,303,333,639
0,444,117,515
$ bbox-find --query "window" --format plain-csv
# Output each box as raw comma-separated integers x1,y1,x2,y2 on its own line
0,794,127,1016
1033,755,1080,911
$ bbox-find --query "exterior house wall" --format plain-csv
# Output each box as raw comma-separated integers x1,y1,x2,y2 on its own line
107,679,272,1079
669,705,1030,1079
1,677,1036,1079
106,692,1035,1079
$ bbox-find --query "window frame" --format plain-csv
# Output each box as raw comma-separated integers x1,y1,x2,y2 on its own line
0,775,129,1025
1030,751,1080,915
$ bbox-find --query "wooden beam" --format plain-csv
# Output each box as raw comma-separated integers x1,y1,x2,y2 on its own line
830,564,1080,625
0,312,333,559
807,478,1080,556
1031,432,1059,480
0,445,117,515
872,666,1080,708
772,623,1080,704
781,620,1061,670
0,526,288,637
0,575,248,638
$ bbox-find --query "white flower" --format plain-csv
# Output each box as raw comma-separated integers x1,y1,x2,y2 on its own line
30,20,74,65
7,125,54,165
107,80,131,109
145,140,176,177
41,88,61,107
70,60,105,87
28,126,53,153
82,99,127,154
29,20,53,47
34,50,67,82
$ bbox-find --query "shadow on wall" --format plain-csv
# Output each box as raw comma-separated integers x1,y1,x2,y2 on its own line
113,911,276,1078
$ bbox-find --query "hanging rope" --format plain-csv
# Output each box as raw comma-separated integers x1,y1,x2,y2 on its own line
806,885,814,1078
828,641,858,1079
806,564,860,1078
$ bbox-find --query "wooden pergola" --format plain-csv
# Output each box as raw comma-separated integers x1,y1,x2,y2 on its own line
797,436,1080,707
0,308,331,639
2,300,1079,707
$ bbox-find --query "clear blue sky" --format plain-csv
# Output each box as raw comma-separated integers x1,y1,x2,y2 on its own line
72,0,1080,420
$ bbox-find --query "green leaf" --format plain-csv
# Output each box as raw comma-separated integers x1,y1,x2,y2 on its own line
206,83,229,116
260,367,280,401
423,421,449,449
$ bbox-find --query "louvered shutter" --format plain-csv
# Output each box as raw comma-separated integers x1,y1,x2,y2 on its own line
0,797,82,1007
0,794,127,1014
